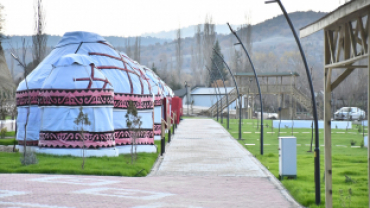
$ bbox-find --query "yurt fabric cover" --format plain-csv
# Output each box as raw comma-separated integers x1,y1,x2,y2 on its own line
142,67,164,140
16,31,166,148
38,54,114,148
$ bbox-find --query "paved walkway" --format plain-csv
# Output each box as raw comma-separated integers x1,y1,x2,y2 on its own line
0,119,299,208
152,120,265,177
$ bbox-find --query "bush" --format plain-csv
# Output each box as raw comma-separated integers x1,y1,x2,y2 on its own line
361,140,364,148
358,125,362,133
20,152,38,165
267,153,275,157
0,138,17,146
0,127,7,139
350,140,356,146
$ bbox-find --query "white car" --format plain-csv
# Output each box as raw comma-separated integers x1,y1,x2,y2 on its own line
334,107,365,120
255,112,279,119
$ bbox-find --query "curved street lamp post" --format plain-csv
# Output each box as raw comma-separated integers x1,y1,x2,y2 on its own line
205,66,222,122
227,23,264,155
265,0,321,204
212,58,230,129
213,49,243,140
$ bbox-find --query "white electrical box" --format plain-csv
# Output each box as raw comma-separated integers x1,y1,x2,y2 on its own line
279,136,297,180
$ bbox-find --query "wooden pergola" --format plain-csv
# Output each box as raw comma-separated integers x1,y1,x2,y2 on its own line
300,1,370,207
235,71,299,119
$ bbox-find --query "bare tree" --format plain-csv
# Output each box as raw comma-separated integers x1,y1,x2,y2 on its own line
240,12,253,73
190,45,197,85
175,26,184,78
0,4,15,92
126,37,132,57
11,39,29,152
32,0,47,71
125,101,142,164
12,39,38,165
0,3,3,42
134,36,141,62
74,107,91,169
203,15,216,83
195,24,203,84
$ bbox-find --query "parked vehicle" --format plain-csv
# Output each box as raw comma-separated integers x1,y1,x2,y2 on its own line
334,107,365,120
255,112,279,119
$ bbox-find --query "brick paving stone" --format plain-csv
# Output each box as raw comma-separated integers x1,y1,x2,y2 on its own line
0,119,299,208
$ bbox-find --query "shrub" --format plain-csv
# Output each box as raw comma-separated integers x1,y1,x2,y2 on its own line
350,140,356,146
358,125,362,133
20,152,38,165
0,127,7,139
267,153,275,157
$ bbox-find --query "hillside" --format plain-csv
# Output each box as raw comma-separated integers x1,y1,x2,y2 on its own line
142,24,239,40
4,11,327,87
138,11,326,74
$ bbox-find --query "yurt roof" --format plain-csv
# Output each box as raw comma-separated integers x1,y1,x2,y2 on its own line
17,31,149,96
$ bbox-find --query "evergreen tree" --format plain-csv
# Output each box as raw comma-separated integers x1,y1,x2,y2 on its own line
209,40,228,86
151,63,158,74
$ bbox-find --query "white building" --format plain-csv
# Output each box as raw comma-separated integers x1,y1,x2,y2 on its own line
182,87,246,109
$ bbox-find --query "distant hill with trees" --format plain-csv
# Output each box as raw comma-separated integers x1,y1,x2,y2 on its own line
4,11,327,91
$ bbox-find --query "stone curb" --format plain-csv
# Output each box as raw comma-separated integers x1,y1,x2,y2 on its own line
148,139,172,177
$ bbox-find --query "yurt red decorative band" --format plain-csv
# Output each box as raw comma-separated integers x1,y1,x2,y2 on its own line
39,131,115,148
16,89,40,106
96,66,137,75
141,94,154,109
114,93,153,109
75,64,112,89
154,95,162,106
153,124,161,136
89,52,122,61
38,89,114,106
114,129,154,145
18,140,39,146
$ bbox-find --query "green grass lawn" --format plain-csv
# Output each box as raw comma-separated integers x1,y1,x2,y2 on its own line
0,131,17,145
0,138,17,145
4,131,15,137
216,118,368,208
0,130,174,177
0,152,157,177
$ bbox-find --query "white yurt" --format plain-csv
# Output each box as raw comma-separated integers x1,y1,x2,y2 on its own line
36,54,117,157
16,31,167,156
142,67,164,140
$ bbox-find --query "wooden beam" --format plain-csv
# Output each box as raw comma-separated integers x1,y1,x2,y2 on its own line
325,29,332,66
300,1,370,38
335,27,344,63
331,68,355,91
332,65,367,69
324,68,333,208
325,53,368,68
326,68,332,92
333,30,338,54
344,23,351,60
326,31,335,63
347,22,357,57
357,17,367,53
324,29,333,207
367,12,370,208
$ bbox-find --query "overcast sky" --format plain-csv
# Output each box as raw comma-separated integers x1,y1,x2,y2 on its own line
1,0,344,37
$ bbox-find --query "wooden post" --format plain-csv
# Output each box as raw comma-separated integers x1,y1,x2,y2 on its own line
167,110,171,130
173,113,176,133
161,119,165,156
324,29,333,208
291,75,293,119
368,24,370,208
